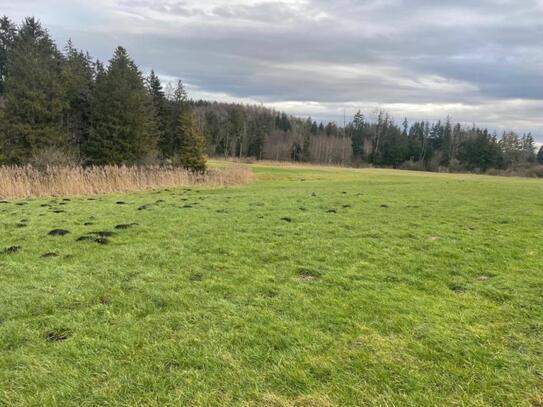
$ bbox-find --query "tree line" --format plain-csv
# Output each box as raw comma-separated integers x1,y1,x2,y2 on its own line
1,17,542,175
193,103,541,174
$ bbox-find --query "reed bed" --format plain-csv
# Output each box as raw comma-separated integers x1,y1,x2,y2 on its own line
0,165,254,199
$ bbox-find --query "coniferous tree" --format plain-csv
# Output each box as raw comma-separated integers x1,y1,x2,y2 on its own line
407,122,424,162
177,109,207,172
276,113,291,132
62,40,93,156
402,118,409,137
458,129,503,171
147,70,168,157
0,16,14,161
310,120,318,135
520,133,536,163
162,80,187,159
85,46,156,164
537,146,543,164
248,121,266,159
379,125,408,167
0,16,16,97
1,18,68,164
318,122,325,134
351,110,366,161
441,117,453,166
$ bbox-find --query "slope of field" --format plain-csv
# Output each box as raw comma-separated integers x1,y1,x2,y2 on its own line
1,164,542,406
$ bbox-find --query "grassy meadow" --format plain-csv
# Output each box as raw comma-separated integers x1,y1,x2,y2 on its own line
1,163,542,406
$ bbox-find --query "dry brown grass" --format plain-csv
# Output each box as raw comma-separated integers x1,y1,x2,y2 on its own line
220,157,357,170
0,165,254,199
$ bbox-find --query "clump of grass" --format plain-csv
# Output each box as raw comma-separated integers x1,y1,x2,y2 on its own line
44,329,71,342
0,165,254,199
297,267,322,281
1,245,21,255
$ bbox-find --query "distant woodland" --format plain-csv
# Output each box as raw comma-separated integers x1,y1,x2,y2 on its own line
1,17,542,175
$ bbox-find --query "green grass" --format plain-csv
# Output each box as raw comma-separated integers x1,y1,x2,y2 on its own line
1,165,542,406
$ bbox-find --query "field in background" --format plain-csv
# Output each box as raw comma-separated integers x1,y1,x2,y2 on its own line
1,164,542,406
0,165,253,199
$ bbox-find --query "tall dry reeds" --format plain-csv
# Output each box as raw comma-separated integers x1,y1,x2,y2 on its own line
0,165,253,199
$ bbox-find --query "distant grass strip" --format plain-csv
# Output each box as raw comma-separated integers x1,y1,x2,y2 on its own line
0,165,253,199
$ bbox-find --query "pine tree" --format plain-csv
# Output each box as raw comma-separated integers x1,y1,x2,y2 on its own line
162,80,187,159
537,146,543,164
458,129,503,171
1,17,68,164
276,113,291,132
318,122,325,134
351,110,366,160
444,117,453,151
310,120,318,135
0,16,16,97
85,46,157,165
62,40,93,156
402,118,409,137
147,70,168,157
177,109,207,172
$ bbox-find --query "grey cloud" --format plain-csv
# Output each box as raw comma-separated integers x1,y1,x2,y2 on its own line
116,0,205,17
3,0,543,138
212,2,307,23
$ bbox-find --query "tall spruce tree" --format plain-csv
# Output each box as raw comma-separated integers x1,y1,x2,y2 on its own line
0,16,16,97
177,109,207,172
147,70,168,157
351,110,366,161
62,40,93,156
85,46,156,165
161,80,187,159
1,17,68,164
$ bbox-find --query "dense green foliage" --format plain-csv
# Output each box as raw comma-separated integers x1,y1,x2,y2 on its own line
177,110,207,172
1,163,542,405
0,17,206,171
84,47,156,165
0,16,16,97
1,18,68,164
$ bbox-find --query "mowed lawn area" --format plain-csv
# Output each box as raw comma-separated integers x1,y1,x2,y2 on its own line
1,164,542,406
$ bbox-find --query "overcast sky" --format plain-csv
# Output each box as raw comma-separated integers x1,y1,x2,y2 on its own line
3,0,543,140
